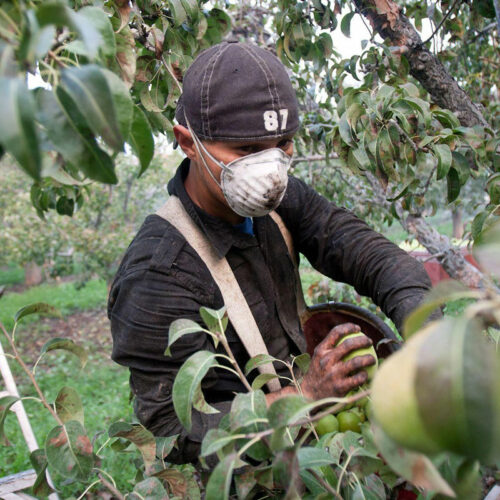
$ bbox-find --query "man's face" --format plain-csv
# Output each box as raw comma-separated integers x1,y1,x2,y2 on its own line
201,135,294,179
173,124,295,219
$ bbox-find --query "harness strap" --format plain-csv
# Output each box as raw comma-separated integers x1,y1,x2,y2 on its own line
269,211,307,325
156,196,281,392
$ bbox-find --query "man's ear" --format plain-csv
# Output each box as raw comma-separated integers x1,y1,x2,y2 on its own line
173,125,197,160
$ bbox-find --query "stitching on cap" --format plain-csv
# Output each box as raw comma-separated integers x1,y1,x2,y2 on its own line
240,45,278,135
200,45,224,137
251,47,282,118
206,43,232,139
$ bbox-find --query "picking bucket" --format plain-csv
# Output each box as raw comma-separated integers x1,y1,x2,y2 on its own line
302,302,401,359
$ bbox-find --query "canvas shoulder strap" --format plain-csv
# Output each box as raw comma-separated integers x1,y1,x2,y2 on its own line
269,211,307,323
156,196,281,392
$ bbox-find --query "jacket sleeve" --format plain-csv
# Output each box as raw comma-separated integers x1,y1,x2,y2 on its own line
108,267,231,464
277,176,434,332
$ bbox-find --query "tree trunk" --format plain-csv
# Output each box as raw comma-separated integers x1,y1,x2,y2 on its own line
24,262,43,287
365,173,493,289
403,215,485,288
350,0,488,127
452,207,464,239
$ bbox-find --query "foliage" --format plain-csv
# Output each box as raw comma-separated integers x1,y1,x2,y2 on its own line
0,148,179,282
0,0,497,232
2,238,500,498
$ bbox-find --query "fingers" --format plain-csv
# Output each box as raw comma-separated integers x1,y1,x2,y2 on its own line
314,322,361,356
335,335,373,359
336,372,368,396
341,354,376,375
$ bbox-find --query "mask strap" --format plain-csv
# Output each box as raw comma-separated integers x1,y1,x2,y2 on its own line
184,114,223,188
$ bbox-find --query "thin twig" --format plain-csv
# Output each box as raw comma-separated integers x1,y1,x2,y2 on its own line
309,469,343,499
414,165,437,198
161,54,183,93
389,120,420,153
292,153,339,165
422,0,462,45
0,320,64,426
98,473,125,500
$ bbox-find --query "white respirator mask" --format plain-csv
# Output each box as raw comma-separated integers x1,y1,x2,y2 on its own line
186,120,292,218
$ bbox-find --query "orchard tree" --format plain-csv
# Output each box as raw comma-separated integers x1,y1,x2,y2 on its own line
0,0,499,288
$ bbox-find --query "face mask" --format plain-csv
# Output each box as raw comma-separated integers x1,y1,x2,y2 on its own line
186,121,292,217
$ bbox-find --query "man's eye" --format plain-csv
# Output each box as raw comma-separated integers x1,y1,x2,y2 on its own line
239,146,257,154
278,140,292,149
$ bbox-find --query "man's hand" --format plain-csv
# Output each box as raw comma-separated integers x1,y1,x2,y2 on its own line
300,322,376,400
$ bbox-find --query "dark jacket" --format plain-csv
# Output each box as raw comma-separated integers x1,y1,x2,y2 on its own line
108,158,432,463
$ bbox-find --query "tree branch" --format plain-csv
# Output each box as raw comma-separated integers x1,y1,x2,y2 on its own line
350,0,489,128
422,0,462,45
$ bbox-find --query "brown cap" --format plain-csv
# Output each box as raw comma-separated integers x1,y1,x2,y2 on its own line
175,41,299,141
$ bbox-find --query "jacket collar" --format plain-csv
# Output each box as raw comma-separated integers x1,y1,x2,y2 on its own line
167,158,258,258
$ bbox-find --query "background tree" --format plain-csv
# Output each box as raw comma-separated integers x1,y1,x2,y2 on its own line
0,0,498,288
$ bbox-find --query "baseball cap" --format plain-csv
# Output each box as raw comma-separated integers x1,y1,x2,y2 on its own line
175,41,300,141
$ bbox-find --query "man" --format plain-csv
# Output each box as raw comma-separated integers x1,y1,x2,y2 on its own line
108,41,433,463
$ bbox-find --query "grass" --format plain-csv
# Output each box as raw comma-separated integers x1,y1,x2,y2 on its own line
0,265,25,286
0,278,108,331
0,277,139,496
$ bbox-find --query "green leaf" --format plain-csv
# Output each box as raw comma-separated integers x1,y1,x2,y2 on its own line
112,21,136,88
487,172,500,205
130,106,154,177
45,420,93,481
156,434,178,459
339,113,354,145
267,395,310,428
451,151,470,186
55,386,84,425
229,391,267,432
371,422,454,496
19,10,56,63
446,167,461,203
40,338,88,369
60,65,124,151
101,68,134,141
403,281,480,338
56,196,75,216
201,429,239,457
29,449,53,498
433,109,460,128
78,6,116,57
0,78,41,180
244,353,278,375
252,373,279,390
434,143,452,180
0,395,19,446
297,447,336,469
53,87,118,184
129,477,169,499
36,3,102,59
293,353,311,374
473,219,500,279
341,12,356,38
165,318,203,356
205,454,237,500
199,306,227,333
172,350,218,431
193,383,219,415
153,468,189,498
180,0,200,21
14,302,61,323
169,0,188,26
108,421,156,473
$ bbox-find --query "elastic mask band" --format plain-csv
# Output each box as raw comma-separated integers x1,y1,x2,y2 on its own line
184,114,223,188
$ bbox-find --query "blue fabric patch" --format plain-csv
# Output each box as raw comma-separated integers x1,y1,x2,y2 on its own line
233,217,254,236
